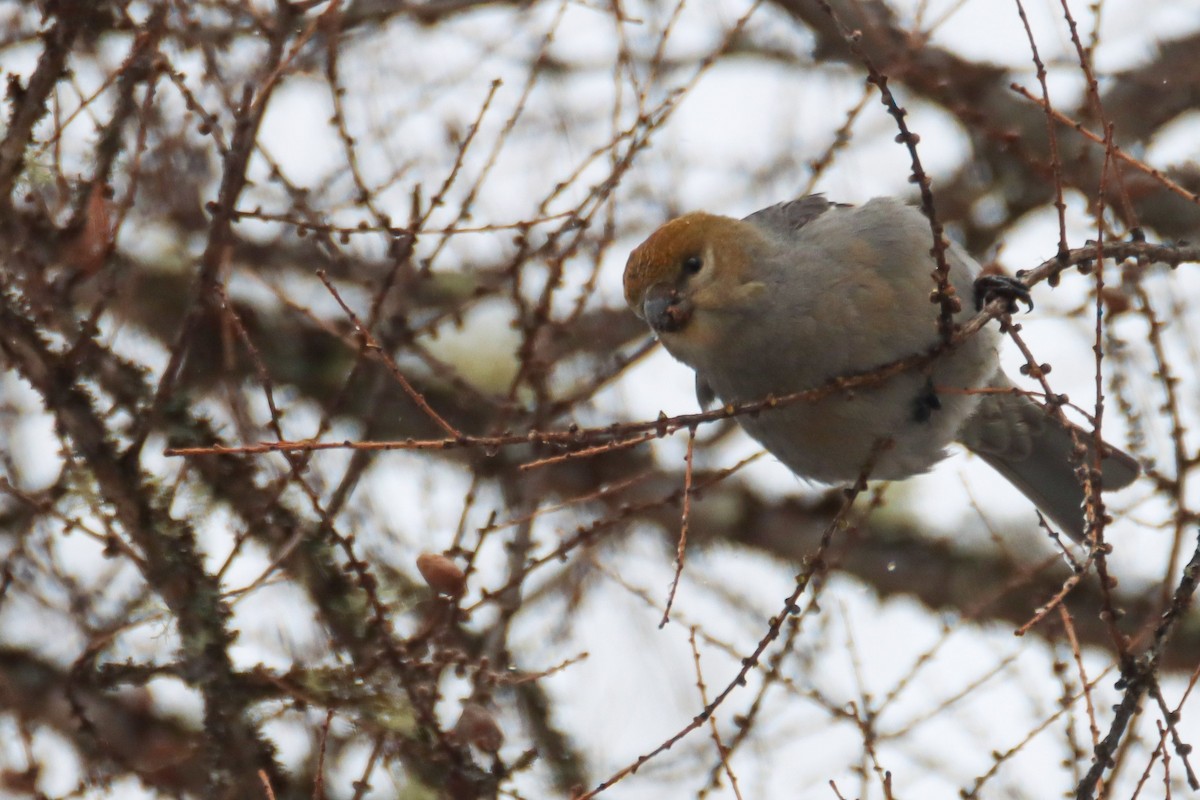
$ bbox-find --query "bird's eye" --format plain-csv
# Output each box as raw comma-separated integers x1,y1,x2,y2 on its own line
682,256,703,275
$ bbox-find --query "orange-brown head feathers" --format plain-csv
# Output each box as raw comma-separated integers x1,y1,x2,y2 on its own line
623,212,759,314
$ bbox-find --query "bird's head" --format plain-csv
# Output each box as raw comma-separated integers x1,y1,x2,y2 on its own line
623,212,768,338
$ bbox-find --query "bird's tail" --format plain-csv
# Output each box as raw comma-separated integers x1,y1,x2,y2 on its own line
958,373,1139,542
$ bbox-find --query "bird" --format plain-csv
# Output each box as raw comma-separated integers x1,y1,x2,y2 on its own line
622,195,1139,541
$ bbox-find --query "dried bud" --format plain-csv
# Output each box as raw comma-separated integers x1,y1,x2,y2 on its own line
64,183,115,276
455,703,504,753
416,553,466,597
1100,287,1131,318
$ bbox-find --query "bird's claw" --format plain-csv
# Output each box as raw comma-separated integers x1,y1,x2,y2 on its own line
974,274,1033,313
912,380,941,423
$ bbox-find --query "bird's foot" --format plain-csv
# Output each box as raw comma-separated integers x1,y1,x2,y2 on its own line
912,380,942,423
974,274,1033,313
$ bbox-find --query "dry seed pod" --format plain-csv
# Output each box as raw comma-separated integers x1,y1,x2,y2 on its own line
1100,287,1132,318
455,703,503,754
416,553,466,597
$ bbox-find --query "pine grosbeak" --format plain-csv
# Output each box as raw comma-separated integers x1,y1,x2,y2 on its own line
623,195,1138,540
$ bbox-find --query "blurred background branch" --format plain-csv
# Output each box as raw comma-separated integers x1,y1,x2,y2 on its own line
1,0,1199,798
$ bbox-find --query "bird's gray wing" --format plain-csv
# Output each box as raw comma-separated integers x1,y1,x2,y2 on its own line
741,194,847,237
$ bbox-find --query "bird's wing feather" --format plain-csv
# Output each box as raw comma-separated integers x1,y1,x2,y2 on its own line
741,195,846,237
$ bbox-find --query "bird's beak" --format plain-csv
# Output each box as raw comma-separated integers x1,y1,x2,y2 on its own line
642,282,693,334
